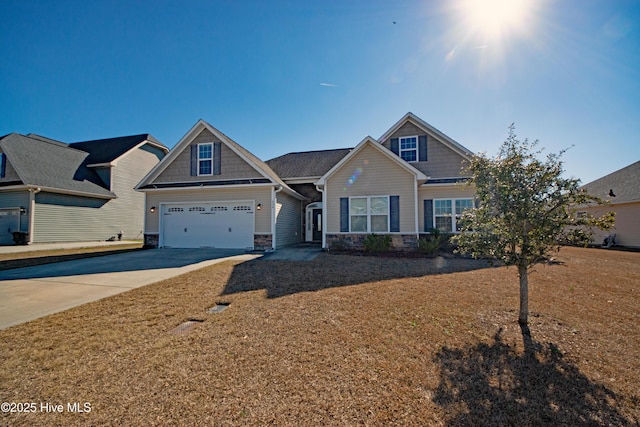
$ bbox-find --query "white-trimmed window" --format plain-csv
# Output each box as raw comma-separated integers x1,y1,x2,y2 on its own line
433,198,474,232
350,196,389,232
198,143,213,175
399,136,418,162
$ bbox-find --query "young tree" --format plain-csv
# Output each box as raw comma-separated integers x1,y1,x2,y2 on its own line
452,126,614,325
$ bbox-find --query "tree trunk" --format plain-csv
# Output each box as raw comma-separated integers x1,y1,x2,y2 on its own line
518,264,529,325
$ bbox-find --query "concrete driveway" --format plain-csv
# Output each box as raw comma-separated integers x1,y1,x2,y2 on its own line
0,248,261,330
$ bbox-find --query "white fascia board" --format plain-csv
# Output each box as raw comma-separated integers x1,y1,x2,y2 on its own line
136,182,277,192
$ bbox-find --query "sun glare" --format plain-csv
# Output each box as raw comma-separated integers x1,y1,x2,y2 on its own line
461,0,533,40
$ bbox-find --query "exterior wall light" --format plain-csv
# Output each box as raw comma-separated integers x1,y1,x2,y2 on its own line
150,206,156,213
256,203,262,210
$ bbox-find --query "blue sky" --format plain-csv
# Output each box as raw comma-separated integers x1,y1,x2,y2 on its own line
1,0,638,184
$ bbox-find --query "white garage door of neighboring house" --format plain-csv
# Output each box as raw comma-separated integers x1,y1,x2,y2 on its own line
0,208,21,245
161,202,254,249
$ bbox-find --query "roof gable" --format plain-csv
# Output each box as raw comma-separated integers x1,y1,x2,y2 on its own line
581,160,640,204
70,134,167,165
317,136,427,186
0,133,115,198
378,112,473,160
137,120,304,199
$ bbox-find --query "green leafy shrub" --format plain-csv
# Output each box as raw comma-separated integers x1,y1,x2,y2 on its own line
363,233,391,253
418,229,452,255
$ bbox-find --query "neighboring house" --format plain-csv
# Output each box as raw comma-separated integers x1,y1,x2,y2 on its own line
0,133,168,245
580,160,640,248
137,112,476,250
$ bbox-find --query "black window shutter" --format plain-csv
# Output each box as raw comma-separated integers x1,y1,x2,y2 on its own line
0,153,6,178
424,199,433,232
190,145,198,176
390,195,400,232
390,138,399,155
418,135,428,161
213,142,222,175
340,197,349,232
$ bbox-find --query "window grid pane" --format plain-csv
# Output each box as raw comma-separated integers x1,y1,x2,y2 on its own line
371,215,388,232
351,215,367,232
370,197,389,214
199,144,212,159
350,198,367,215
199,160,212,175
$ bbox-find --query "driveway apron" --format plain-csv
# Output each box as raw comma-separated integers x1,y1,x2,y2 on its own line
0,248,260,330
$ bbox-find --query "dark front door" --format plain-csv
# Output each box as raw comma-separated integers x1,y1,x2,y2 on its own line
312,208,322,241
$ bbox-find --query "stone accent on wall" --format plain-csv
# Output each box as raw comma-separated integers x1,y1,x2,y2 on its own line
254,234,273,251
326,234,418,251
144,233,159,248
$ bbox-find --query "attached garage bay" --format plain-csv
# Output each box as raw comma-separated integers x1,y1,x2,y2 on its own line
160,201,254,249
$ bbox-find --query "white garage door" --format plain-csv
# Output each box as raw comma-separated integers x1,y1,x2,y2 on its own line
161,202,254,249
0,208,21,245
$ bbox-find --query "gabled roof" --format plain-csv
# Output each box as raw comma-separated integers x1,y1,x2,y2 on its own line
0,133,115,198
265,148,352,179
378,112,474,159
136,120,305,199
316,136,427,186
581,160,640,205
0,132,165,199
70,134,167,165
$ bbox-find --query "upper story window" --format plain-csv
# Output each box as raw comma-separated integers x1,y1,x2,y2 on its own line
399,136,417,162
198,143,213,175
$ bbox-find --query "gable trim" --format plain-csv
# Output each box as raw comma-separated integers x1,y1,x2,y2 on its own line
316,136,427,186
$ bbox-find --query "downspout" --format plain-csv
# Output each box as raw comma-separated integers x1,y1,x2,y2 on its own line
316,184,326,249
28,187,42,244
271,185,283,251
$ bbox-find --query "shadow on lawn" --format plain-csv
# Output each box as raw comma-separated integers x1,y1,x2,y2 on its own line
222,253,495,298
432,325,634,426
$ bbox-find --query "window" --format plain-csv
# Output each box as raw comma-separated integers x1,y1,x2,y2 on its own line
455,199,474,231
350,196,389,232
433,198,474,232
198,143,213,175
399,136,417,162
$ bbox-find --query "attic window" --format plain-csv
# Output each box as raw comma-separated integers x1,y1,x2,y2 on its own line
399,136,418,162
198,143,213,175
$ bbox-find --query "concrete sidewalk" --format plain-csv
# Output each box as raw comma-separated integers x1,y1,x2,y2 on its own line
0,240,141,254
0,248,261,330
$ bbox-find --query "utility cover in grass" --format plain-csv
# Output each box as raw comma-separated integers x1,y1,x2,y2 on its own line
207,303,230,314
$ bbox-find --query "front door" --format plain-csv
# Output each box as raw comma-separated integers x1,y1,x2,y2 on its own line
312,208,322,241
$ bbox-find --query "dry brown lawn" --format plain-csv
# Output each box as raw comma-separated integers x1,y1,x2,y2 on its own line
0,246,638,426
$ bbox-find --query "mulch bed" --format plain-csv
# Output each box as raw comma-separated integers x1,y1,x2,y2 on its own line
0,247,638,426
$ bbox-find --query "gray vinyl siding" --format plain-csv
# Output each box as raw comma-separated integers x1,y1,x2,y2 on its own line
31,145,161,243
275,191,303,248
381,122,469,178
153,129,264,184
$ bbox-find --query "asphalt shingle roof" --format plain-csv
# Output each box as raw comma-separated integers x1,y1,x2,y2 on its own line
0,133,115,198
0,133,165,199
266,148,352,179
581,160,640,204
70,134,164,164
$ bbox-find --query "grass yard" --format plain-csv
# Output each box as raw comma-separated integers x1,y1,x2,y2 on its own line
0,246,638,426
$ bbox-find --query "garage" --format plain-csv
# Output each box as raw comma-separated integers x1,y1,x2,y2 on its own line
160,201,254,249
0,208,21,245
